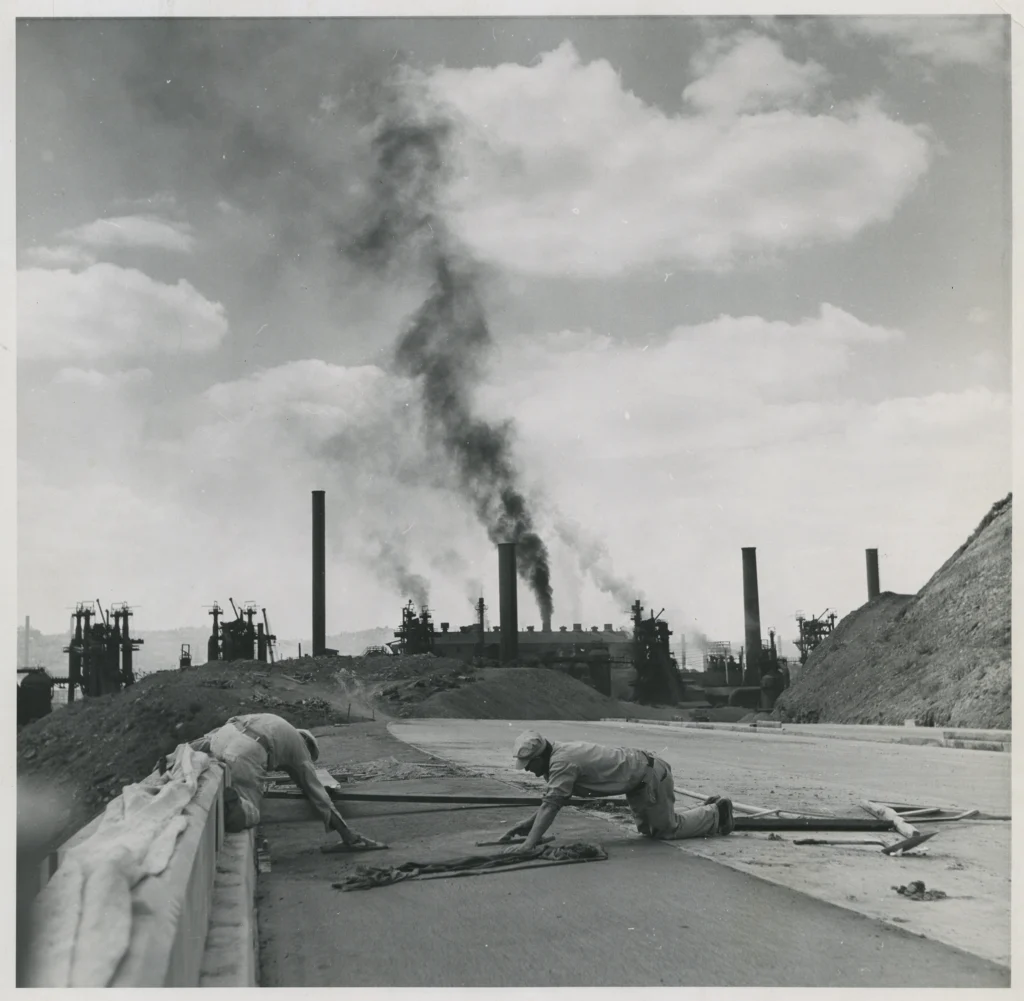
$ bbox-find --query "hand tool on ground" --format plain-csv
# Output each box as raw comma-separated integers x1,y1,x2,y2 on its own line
901,809,980,822
881,830,937,855
676,787,836,819
475,835,555,847
320,840,390,855
793,830,936,854
860,799,922,839
794,837,887,846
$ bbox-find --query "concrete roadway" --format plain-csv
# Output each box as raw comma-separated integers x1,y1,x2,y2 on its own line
389,718,1012,969
390,718,1012,814
256,722,1009,987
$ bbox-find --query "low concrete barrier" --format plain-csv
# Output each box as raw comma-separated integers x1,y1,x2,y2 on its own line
34,754,259,987
599,718,1011,751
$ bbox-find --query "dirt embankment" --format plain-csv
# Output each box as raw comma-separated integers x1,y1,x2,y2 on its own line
774,494,1011,729
17,659,351,848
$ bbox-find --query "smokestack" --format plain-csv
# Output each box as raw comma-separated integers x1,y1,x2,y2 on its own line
542,611,552,632
312,490,326,657
866,548,880,601
498,542,519,664
741,547,762,685
23,615,29,668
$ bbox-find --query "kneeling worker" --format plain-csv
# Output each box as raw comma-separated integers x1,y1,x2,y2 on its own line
500,730,734,853
191,712,383,849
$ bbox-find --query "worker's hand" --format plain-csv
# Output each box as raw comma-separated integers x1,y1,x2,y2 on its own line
499,843,531,856
499,821,532,843
341,830,385,849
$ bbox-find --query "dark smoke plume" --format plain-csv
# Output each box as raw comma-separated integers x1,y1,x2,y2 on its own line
344,83,554,626
555,518,640,611
374,537,430,609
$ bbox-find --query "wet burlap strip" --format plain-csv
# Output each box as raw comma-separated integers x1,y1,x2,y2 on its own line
332,841,608,891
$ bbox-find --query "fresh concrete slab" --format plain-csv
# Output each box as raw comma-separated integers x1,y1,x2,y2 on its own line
390,718,1011,968
254,721,1008,987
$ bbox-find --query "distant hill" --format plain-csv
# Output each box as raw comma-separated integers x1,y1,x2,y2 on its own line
773,494,1011,729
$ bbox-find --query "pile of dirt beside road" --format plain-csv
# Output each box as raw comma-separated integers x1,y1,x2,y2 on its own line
17,660,349,847
774,494,1011,729
398,666,633,720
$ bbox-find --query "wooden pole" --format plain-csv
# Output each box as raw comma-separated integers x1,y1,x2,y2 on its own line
860,799,919,839
676,786,836,819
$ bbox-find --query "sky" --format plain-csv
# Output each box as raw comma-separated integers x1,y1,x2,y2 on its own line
15,14,1011,656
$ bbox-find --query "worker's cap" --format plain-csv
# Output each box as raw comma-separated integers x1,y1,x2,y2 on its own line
297,729,319,761
512,730,547,768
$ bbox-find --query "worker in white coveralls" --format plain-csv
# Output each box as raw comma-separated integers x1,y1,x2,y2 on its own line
499,730,735,854
190,713,383,848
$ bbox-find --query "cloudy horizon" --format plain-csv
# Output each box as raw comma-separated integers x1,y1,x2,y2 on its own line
16,15,1011,655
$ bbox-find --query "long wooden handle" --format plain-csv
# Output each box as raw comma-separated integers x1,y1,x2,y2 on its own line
860,799,919,839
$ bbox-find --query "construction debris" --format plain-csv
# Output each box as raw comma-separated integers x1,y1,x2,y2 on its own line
894,881,948,902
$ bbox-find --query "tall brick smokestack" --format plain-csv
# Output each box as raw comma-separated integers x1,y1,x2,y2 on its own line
498,542,519,664
741,547,762,686
312,490,326,656
866,548,880,601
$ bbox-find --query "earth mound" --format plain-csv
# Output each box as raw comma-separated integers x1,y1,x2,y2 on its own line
774,494,1011,729
17,659,349,847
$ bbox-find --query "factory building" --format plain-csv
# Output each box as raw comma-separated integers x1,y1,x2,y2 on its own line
429,621,633,663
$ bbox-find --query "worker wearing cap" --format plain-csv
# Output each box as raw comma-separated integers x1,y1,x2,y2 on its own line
499,730,734,853
191,712,382,849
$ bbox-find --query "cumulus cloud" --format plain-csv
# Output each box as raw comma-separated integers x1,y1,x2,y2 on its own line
422,40,931,277
17,306,1010,642
59,214,195,253
683,33,830,115
24,244,97,269
470,307,1009,638
18,263,228,360
840,16,1006,68
52,367,152,388
493,303,902,453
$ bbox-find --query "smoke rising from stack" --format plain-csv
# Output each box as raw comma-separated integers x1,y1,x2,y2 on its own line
373,537,430,608
344,80,554,627
555,518,640,610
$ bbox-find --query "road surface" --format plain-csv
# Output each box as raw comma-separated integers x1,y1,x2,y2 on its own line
389,717,1012,967
254,721,1009,987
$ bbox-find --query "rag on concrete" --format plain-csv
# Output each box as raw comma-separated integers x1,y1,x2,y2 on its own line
333,842,608,891
26,743,214,987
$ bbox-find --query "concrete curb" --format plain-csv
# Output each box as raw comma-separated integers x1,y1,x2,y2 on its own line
109,761,226,987
35,752,260,987
598,718,1012,751
200,828,259,987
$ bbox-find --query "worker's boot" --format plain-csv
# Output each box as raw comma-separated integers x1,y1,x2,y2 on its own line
715,798,735,836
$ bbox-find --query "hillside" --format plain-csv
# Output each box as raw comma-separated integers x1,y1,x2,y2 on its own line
774,494,1011,729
